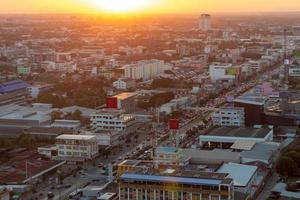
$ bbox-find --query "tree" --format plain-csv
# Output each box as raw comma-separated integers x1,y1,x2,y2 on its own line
284,151,300,167
51,110,63,122
72,109,82,120
276,156,298,177
18,134,37,149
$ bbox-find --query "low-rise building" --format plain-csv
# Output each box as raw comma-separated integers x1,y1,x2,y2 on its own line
27,84,53,98
119,169,234,200
199,126,273,149
90,109,135,132
17,66,31,75
212,107,245,127
217,162,258,196
51,120,81,130
209,63,235,82
113,78,136,90
112,92,137,113
0,79,30,106
55,134,99,162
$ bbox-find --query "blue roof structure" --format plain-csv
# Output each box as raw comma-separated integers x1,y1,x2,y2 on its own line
120,173,222,186
0,80,30,93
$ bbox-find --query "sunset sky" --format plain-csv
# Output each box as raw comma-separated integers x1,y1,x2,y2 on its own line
1,0,300,14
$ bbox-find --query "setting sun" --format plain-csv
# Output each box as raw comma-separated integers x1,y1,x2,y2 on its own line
88,0,155,13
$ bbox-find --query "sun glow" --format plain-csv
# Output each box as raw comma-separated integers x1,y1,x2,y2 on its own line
89,0,155,13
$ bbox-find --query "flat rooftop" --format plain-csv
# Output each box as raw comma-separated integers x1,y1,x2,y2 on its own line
0,150,64,184
56,134,96,141
234,93,266,106
120,169,232,186
205,126,271,138
113,92,137,100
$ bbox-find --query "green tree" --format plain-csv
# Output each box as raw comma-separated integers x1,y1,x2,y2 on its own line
276,156,298,177
72,109,82,120
284,151,300,167
51,110,63,122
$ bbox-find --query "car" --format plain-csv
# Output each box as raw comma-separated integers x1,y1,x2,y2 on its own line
98,163,104,168
47,192,54,199
65,184,71,188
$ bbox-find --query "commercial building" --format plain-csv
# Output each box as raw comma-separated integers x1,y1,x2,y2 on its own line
55,134,99,162
113,78,136,90
217,162,258,195
17,66,31,75
0,104,51,126
240,142,280,167
112,92,137,113
90,109,135,132
51,120,81,130
154,147,190,166
233,94,267,127
27,84,53,99
119,169,234,200
124,59,171,81
199,126,273,149
288,63,300,86
212,107,245,127
199,14,211,31
0,79,30,106
209,63,236,82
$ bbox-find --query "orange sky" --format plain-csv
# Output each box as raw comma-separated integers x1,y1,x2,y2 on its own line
0,0,300,14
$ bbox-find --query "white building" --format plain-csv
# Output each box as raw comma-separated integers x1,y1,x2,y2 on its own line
27,84,53,98
199,126,273,148
212,107,245,127
56,134,98,161
217,162,258,195
199,14,211,31
51,120,81,130
113,78,136,90
209,63,235,82
90,109,135,132
124,59,171,81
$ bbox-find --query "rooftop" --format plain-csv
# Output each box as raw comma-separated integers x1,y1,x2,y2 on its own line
207,126,271,138
0,79,30,93
56,134,96,141
217,162,257,187
0,150,64,184
113,92,137,100
205,126,272,138
240,142,280,163
156,146,179,153
234,93,266,106
120,172,231,186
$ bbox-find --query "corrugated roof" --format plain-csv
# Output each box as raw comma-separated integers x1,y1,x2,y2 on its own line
217,162,257,187
231,140,257,150
0,80,30,93
120,173,222,186
56,134,96,141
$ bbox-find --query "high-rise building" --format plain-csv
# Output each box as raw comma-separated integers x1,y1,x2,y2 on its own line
199,14,211,31
124,59,171,81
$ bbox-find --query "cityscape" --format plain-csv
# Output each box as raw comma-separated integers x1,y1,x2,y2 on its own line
0,1,300,200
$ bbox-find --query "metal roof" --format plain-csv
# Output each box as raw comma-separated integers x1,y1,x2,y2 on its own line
56,134,96,141
0,80,30,93
230,140,257,151
217,162,257,187
120,173,222,186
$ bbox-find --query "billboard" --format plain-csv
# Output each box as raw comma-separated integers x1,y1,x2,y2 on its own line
169,119,179,130
106,97,118,109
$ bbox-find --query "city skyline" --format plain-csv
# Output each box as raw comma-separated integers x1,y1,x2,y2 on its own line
1,0,300,14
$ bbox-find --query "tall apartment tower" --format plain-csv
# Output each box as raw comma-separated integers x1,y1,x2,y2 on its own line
199,14,211,31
